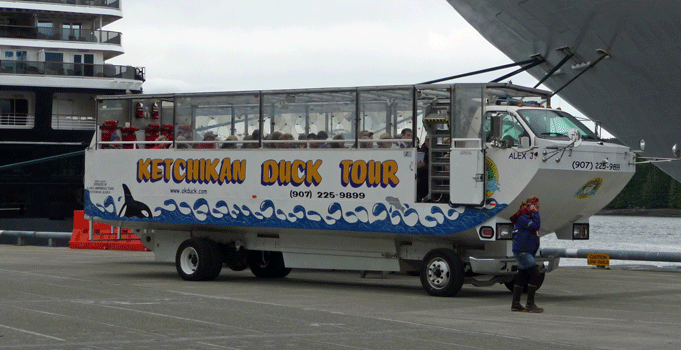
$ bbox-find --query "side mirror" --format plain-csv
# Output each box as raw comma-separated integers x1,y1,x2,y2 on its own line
673,144,680,158
520,136,531,149
568,128,582,147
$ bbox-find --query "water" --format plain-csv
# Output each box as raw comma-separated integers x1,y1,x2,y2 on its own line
541,215,681,267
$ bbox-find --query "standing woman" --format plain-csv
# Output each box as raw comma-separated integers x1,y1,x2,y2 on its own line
509,196,544,313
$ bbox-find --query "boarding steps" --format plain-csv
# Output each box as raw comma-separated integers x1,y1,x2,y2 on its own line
423,100,451,202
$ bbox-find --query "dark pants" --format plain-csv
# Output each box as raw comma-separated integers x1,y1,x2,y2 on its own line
516,264,541,286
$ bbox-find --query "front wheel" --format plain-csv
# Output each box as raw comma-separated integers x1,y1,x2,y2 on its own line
176,238,223,281
420,249,465,297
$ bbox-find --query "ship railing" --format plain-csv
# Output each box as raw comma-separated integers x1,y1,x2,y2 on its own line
0,60,145,81
0,114,34,129
52,114,96,130
12,0,120,10
0,24,121,45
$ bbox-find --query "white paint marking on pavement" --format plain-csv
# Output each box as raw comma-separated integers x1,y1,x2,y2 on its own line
0,323,65,341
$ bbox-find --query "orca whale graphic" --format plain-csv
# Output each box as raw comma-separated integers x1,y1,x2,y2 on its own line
118,184,153,219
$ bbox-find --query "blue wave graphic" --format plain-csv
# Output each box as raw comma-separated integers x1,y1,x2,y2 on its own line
84,190,507,236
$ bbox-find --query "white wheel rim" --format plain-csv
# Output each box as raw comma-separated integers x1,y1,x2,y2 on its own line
180,246,199,274
426,258,451,290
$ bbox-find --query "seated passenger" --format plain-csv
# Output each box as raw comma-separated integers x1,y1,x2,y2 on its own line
359,130,374,148
278,133,294,148
107,133,122,149
242,129,259,149
176,135,191,149
331,134,345,148
378,133,393,148
221,135,239,149
266,131,282,148
399,128,413,148
151,135,170,149
199,131,217,149
317,131,328,148
297,134,307,148
307,133,319,148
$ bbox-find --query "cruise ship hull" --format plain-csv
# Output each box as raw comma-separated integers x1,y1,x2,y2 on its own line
0,1,144,232
447,0,681,181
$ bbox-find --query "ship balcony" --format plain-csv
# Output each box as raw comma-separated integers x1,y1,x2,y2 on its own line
9,0,120,10
0,25,121,45
0,60,145,81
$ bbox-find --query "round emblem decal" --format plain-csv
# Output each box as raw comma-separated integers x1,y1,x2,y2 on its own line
485,157,500,199
576,178,603,199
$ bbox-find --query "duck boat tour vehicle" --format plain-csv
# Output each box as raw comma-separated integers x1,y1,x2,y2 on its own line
85,83,635,296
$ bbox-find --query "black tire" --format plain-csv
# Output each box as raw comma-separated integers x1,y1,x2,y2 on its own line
225,245,249,272
503,272,545,292
204,240,224,281
175,238,223,281
420,249,465,297
247,250,291,278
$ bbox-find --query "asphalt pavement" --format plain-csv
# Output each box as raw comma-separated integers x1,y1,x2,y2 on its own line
0,245,680,349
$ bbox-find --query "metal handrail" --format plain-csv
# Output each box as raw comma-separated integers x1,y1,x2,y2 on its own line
541,248,681,263
0,24,121,44
0,60,145,81
13,0,120,9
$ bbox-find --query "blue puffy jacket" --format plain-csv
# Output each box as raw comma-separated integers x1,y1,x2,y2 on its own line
512,211,541,254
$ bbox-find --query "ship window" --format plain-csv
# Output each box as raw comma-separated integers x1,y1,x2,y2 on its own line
45,52,64,75
4,51,27,60
51,94,96,130
62,23,82,40
0,98,33,128
38,21,53,38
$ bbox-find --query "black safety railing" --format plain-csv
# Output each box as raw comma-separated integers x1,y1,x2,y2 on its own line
0,60,145,81
0,24,121,45
14,0,120,9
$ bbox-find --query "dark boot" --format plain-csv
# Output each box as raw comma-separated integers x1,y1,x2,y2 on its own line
511,285,525,311
525,284,544,313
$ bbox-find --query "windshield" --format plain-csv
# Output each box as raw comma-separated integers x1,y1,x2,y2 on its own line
516,109,599,140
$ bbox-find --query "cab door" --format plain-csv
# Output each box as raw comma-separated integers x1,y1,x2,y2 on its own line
449,85,486,206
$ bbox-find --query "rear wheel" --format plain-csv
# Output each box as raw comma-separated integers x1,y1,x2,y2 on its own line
225,244,248,272
247,250,291,278
420,249,465,297
176,238,223,281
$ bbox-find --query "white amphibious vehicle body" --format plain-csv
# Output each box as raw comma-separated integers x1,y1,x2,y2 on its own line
85,83,634,296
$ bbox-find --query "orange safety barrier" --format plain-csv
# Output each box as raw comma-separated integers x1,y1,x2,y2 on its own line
69,211,150,252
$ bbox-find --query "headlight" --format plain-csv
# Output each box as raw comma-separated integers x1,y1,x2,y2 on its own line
496,223,513,240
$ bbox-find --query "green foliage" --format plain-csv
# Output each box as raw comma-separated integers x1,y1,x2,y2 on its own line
606,162,681,209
